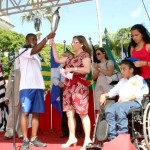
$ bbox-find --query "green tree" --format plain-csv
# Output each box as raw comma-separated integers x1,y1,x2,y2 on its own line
102,27,131,58
0,28,25,78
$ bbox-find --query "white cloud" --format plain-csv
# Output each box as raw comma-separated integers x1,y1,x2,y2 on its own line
130,6,142,18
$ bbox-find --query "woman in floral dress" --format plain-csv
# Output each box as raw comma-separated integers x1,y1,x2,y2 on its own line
51,35,92,150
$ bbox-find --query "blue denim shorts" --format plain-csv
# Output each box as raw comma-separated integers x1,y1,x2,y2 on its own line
20,89,45,113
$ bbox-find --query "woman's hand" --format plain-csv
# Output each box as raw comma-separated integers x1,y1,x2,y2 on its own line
49,39,55,46
134,61,146,67
64,68,73,73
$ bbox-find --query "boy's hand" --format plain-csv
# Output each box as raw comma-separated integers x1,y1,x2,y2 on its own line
47,32,56,40
100,94,106,105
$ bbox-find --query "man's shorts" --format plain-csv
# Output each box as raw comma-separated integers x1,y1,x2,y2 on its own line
20,89,45,113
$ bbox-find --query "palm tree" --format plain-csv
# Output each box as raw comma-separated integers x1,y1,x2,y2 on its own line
103,28,131,58
22,7,53,39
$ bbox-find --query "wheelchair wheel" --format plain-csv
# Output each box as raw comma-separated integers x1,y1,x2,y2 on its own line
138,145,148,150
143,102,150,149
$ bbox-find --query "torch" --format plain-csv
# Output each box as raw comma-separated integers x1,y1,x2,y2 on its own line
51,7,61,32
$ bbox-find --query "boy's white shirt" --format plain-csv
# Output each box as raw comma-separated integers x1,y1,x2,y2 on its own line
19,48,45,90
108,75,149,104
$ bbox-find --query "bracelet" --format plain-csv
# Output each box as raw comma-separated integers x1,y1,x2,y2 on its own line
74,67,77,71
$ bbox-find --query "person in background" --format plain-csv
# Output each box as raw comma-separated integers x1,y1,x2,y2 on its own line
4,68,23,140
50,35,92,150
0,60,7,131
51,64,69,138
100,59,148,140
92,47,114,115
130,24,150,92
19,32,55,150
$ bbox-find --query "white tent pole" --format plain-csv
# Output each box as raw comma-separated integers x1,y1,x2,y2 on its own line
95,0,102,47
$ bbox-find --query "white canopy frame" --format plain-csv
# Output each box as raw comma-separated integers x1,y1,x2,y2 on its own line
0,0,102,46
0,0,92,16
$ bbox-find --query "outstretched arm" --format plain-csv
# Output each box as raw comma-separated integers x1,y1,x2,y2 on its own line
50,39,67,64
31,32,55,55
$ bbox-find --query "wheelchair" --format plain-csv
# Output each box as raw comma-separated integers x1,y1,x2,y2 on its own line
128,94,150,150
86,94,150,150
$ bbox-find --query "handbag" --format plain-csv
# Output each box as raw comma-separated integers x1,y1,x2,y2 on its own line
105,62,122,85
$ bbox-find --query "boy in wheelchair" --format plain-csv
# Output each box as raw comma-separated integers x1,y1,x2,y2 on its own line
99,58,149,142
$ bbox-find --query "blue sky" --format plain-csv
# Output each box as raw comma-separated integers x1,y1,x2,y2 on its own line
9,0,150,45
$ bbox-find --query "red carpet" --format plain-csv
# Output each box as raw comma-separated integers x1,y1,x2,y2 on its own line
0,131,84,150
0,91,95,150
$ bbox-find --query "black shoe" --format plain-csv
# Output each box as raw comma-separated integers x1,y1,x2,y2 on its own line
4,136,12,140
59,133,69,138
30,137,47,147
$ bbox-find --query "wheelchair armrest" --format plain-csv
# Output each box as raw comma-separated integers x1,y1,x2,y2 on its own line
106,95,118,102
143,94,150,98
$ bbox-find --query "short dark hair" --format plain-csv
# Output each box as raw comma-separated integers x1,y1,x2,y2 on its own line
26,33,36,40
120,59,141,75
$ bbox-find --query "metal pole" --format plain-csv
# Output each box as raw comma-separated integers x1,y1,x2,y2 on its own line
63,40,66,52
95,0,102,47
11,64,16,150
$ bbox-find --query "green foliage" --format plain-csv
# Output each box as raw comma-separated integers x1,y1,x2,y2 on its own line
0,28,25,52
0,28,25,79
102,27,131,58
1,53,9,79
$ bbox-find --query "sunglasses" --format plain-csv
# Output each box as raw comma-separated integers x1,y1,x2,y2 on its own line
96,53,101,56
